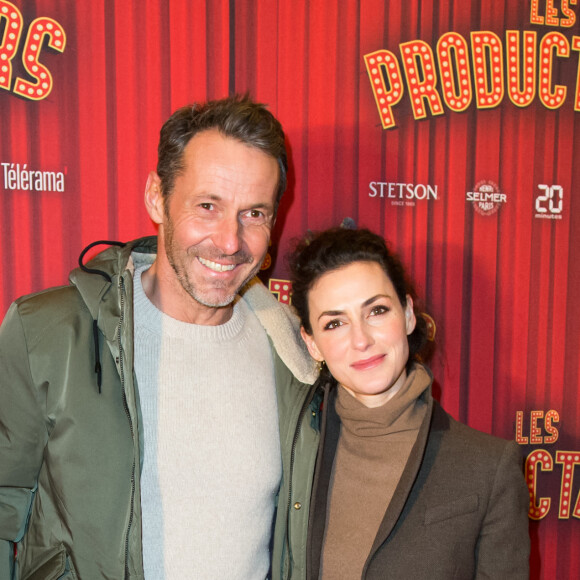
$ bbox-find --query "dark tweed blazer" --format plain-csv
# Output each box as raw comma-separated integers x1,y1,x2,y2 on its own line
307,379,530,579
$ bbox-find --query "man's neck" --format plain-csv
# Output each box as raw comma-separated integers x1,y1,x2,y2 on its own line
140,262,234,326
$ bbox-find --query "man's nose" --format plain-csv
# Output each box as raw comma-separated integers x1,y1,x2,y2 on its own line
212,214,243,255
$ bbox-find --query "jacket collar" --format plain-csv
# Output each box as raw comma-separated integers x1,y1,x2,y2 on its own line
71,236,318,383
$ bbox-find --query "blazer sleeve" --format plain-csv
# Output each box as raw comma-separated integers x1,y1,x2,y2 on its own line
475,440,530,579
0,303,47,578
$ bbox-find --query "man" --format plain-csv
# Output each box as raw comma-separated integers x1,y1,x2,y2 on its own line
0,96,318,579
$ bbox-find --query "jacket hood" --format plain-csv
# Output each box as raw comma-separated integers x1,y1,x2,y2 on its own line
70,237,157,342
239,278,318,385
72,236,318,385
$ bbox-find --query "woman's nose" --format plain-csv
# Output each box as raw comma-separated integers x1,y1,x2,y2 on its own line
351,322,374,351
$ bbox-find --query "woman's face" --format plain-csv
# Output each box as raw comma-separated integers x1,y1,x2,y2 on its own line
301,261,416,408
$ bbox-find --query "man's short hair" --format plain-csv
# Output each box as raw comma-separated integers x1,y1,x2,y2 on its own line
157,94,288,210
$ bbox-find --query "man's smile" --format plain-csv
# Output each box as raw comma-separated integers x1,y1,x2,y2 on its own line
197,256,236,272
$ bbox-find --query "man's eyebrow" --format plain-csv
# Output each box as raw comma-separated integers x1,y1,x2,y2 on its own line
194,195,273,212
248,202,273,209
197,193,222,201
189,193,222,205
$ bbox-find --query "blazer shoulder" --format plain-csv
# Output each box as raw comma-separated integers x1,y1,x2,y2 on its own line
430,401,521,464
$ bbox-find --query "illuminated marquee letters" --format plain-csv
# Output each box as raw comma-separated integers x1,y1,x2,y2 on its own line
0,0,66,100
517,410,580,520
530,0,577,27
365,29,580,129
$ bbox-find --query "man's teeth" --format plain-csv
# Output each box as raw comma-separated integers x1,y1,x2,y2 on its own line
198,257,236,272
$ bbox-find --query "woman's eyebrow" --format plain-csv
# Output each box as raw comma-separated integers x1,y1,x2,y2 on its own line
317,309,343,321
362,294,390,307
317,294,393,321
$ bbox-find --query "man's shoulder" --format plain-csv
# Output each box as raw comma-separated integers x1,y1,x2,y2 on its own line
14,283,86,313
241,278,318,385
7,284,90,342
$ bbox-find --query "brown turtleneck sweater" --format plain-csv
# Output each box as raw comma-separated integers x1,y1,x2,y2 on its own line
319,369,431,579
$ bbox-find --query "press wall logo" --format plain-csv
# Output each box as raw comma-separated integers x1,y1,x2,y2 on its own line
368,181,439,206
466,180,507,216
535,185,563,220
2,162,65,192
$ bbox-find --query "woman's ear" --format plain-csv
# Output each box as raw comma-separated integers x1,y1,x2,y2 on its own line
300,327,324,362
405,295,417,335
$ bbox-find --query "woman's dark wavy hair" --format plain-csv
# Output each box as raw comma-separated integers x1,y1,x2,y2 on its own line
288,227,430,367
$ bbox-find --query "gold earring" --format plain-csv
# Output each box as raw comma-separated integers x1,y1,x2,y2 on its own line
316,360,326,373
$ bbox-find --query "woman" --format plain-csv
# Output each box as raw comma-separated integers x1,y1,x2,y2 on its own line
276,227,529,579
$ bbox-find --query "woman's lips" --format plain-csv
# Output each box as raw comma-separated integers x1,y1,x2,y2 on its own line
350,354,386,371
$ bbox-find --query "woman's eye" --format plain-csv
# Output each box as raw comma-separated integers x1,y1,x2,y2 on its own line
323,320,342,331
370,305,389,316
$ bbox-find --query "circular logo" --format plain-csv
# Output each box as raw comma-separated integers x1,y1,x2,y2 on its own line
469,180,505,216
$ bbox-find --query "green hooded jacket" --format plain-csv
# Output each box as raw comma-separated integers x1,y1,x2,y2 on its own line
0,237,319,580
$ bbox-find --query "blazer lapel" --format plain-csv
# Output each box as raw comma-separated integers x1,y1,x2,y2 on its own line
364,393,435,570
307,385,339,579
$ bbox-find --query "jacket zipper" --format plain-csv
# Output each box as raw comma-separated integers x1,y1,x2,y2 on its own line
284,384,317,578
118,276,136,580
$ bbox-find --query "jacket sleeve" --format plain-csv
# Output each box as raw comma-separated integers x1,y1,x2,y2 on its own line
475,440,530,579
0,302,47,578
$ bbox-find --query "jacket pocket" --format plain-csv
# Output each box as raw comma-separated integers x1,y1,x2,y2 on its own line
424,494,479,525
21,544,78,580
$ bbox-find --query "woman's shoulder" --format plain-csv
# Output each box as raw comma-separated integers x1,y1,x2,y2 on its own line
429,401,522,464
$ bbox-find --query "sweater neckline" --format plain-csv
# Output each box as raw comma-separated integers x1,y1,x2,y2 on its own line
133,265,247,342
335,364,432,438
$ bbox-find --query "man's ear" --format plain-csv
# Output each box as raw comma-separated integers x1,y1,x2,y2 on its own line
300,327,324,362
144,172,165,225
405,295,417,335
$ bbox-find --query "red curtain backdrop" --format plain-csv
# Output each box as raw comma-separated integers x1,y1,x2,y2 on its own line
1,1,578,577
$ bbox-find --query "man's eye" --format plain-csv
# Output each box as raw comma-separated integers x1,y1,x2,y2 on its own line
242,209,269,223
247,209,266,219
200,203,214,210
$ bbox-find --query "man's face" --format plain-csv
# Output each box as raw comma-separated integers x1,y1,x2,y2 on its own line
147,129,279,322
